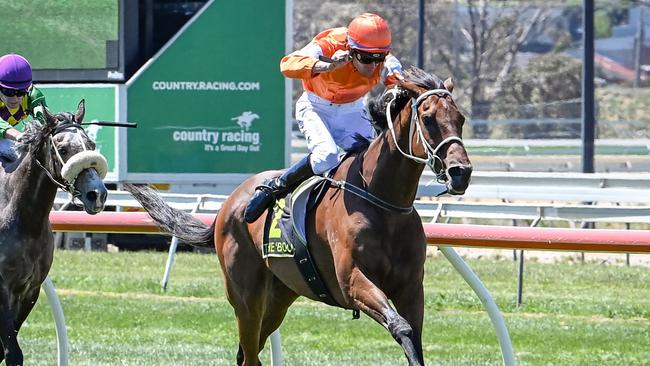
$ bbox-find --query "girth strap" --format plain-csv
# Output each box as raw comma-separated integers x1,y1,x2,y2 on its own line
264,200,342,308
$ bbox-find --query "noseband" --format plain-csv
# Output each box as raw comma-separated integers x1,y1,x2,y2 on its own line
384,88,464,183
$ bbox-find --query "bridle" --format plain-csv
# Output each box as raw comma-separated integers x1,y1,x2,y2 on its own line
326,87,464,214
383,87,464,183
35,121,107,199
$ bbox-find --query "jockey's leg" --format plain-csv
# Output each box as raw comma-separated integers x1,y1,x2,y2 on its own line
245,92,340,223
244,154,315,223
0,139,18,163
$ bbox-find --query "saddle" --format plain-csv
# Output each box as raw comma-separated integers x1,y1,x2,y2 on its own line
262,175,340,307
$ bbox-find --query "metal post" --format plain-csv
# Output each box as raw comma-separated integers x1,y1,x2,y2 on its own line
84,232,92,251
42,277,69,366
270,329,283,366
517,217,540,307
517,250,524,307
161,237,179,291
417,0,425,69
439,246,516,366
634,6,645,88
161,197,204,290
582,0,595,173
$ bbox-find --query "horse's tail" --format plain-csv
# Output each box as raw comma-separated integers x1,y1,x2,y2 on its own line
123,183,214,248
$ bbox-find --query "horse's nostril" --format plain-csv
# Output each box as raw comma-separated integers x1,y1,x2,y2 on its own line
448,165,473,180
86,191,98,203
446,165,473,194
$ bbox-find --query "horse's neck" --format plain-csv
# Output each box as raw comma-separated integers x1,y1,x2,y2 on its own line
6,150,58,222
361,133,425,207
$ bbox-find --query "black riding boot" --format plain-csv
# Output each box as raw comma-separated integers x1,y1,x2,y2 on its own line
244,155,315,223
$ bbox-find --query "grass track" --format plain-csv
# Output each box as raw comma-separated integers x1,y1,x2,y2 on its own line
19,250,650,365
1,1,118,69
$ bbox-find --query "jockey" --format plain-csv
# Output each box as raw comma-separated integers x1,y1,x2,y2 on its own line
0,53,48,162
245,13,403,223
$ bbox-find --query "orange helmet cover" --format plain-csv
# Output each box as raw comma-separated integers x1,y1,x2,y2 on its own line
347,13,391,52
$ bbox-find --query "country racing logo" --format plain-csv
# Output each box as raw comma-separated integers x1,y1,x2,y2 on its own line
231,111,260,131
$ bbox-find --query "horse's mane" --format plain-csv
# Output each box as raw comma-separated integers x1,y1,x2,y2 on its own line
14,112,78,156
368,66,444,132
327,67,446,156
15,121,46,156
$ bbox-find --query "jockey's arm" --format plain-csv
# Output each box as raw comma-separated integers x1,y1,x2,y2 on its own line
381,54,404,86
281,42,347,78
28,87,48,122
0,120,13,139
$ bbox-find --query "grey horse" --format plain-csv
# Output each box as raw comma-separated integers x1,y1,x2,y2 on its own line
0,100,108,365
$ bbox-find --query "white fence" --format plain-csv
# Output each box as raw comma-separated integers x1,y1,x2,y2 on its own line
55,171,650,226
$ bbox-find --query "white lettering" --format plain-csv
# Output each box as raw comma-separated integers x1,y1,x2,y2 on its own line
221,130,260,145
152,80,261,91
172,129,220,144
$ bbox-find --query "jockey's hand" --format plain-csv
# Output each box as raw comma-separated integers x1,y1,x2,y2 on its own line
330,50,351,64
327,50,351,71
314,50,350,74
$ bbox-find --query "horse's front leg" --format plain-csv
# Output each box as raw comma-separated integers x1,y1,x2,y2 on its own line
391,279,425,363
346,267,424,366
0,280,22,366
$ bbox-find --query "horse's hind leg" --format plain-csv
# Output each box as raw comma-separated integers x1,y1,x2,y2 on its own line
236,279,297,366
258,277,298,351
347,268,424,366
222,248,272,365
230,272,298,366
234,309,264,366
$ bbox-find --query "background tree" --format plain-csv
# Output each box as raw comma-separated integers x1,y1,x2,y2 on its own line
433,1,554,138
490,53,582,139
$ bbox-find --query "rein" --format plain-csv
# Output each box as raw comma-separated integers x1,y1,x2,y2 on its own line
325,177,413,214
384,88,464,183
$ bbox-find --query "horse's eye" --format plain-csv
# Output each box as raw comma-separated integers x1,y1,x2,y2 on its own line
58,147,68,156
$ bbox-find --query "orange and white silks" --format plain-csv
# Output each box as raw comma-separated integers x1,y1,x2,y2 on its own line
281,27,399,104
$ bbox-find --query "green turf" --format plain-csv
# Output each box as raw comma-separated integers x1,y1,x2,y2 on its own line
18,250,650,365
0,0,118,69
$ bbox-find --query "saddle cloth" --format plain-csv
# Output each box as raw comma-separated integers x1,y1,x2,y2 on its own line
262,176,340,306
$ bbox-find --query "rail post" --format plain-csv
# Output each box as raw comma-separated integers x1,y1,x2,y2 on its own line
42,276,69,366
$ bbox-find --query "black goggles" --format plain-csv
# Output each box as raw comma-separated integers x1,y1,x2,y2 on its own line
352,50,387,64
0,87,27,97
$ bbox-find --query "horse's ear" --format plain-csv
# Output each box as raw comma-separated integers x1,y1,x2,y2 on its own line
43,107,58,129
443,78,454,93
75,99,85,124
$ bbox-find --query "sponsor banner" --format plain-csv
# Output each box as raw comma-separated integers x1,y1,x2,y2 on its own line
126,0,286,175
37,85,117,176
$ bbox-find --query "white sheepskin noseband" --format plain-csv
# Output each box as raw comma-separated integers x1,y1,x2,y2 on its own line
60,150,108,184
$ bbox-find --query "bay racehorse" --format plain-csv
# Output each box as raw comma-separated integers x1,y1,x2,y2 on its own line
0,100,108,365
126,66,472,365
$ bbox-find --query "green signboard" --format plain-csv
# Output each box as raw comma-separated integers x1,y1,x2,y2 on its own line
126,0,287,178
37,84,118,179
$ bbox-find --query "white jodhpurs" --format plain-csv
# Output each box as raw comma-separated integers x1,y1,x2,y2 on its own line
295,92,375,174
